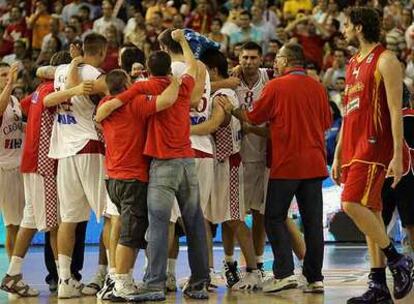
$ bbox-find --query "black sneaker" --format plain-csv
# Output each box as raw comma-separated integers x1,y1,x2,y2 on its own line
388,254,413,299
183,281,209,300
347,277,393,304
222,260,241,288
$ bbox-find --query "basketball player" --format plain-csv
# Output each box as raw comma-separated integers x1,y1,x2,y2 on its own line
44,33,109,299
0,62,24,260
202,49,262,290
0,52,91,297
332,7,413,303
235,41,271,274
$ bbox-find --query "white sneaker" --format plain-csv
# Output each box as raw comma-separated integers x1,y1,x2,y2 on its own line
96,273,114,300
111,276,138,302
166,272,177,292
232,270,262,291
81,270,106,296
262,275,298,293
303,281,324,294
58,278,83,299
209,268,223,289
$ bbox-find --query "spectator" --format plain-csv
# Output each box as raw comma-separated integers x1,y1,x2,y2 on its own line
124,11,146,50
144,11,164,57
172,13,185,29
226,0,245,24
285,15,330,70
254,0,280,28
62,25,80,50
4,6,28,42
185,0,212,34
0,25,14,59
26,0,52,50
144,0,178,28
322,48,346,89
68,15,83,37
41,16,65,54
208,18,229,55
218,6,239,36
384,14,406,59
79,5,93,32
101,25,120,72
268,39,282,55
313,0,329,24
36,35,62,66
283,0,313,21
325,101,342,166
251,4,276,53
93,0,125,36
229,10,263,52
61,0,84,24
2,39,26,67
329,76,345,113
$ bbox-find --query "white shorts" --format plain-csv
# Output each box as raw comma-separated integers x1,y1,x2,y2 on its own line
169,158,214,223
208,155,245,224
244,162,267,215
57,154,107,223
0,167,24,226
20,173,60,231
104,191,120,217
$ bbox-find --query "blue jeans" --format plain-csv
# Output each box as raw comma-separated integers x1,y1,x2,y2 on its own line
145,158,209,289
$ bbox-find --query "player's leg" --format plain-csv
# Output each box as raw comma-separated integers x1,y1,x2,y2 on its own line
343,163,413,302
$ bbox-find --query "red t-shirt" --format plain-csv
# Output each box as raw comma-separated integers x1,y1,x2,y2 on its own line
5,20,28,41
99,95,157,181
0,39,13,57
295,33,326,70
100,45,120,73
20,82,57,174
342,45,393,168
116,75,196,159
246,68,331,179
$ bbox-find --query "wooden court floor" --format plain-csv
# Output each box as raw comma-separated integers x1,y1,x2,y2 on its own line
1,245,414,303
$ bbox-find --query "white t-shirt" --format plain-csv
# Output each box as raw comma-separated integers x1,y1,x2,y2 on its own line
48,64,102,159
171,61,213,154
235,68,269,163
0,96,23,169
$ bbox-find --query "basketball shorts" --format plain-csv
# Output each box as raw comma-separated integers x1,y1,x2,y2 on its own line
341,162,387,211
57,154,107,223
244,162,267,215
0,167,24,226
20,173,60,231
208,154,245,224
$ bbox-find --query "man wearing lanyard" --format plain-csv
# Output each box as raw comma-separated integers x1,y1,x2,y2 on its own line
218,42,332,294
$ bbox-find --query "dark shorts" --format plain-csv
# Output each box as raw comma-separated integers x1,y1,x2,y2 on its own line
382,171,414,228
106,178,149,249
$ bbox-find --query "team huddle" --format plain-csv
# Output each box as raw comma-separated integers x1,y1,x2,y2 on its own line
0,6,414,304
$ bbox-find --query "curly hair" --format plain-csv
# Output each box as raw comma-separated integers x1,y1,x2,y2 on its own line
347,7,381,43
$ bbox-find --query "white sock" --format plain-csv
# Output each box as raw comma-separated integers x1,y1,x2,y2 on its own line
129,268,134,278
106,249,110,265
58,254,72,280
167,259,176,276
7,256,23,276
224,255,234,263
55,260,59,275
98,264,107,275
256,255,264,264
109,267,116,275
143,255,148,272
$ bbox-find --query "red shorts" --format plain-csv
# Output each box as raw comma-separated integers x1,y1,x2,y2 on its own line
341,162,387,211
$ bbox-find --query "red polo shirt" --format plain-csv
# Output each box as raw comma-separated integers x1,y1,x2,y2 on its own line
116,75,195,159
99,95,157,181
246,68,331,179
